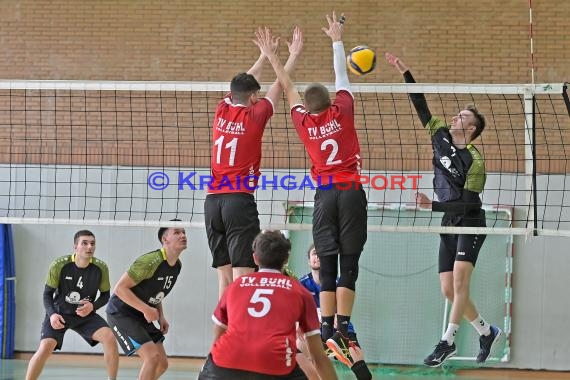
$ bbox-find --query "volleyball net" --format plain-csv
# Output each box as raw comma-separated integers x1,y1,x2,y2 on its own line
0,80,568,365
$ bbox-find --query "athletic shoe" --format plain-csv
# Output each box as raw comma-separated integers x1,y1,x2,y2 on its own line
322,340,335,358
424,340,457,367
326,331,353,367
476,325,502,364
348,332,360,348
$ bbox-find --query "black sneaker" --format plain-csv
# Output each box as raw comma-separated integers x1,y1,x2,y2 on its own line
476,325,502,364
326,331,353,367
424,340,457,367
347,332,360,348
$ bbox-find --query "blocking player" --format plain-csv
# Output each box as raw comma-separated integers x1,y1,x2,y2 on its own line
204,26,304,299
254,12,367,366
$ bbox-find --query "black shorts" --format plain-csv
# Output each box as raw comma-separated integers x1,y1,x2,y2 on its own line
198,354,307,380
107,312,165,356
204,193,260,268
313,183,367,257
40,313,109,351
439,209,487,273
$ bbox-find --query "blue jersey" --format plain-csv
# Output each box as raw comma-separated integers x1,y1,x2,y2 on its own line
298,272,355,334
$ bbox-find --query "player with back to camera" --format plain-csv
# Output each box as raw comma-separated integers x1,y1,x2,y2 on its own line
385,52,501,367
106,222,187,380
253,12,367,367
198,230,338,380
204,26,304,299
25,230,118,380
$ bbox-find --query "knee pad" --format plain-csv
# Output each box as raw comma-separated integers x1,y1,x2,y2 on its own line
319,255,338,292
337,254,360,291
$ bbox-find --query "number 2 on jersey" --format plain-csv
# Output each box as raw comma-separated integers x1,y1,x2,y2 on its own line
321,138,341,165
214,136,238,166
247,289,274,318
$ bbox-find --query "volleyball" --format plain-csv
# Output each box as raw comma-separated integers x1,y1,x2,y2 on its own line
347,46,376,76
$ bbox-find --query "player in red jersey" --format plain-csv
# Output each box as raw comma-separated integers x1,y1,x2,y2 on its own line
205,27,304,299
254,12,367,366
198,231,338,380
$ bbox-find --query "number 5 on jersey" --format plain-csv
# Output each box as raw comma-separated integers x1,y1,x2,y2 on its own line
248,289,274,318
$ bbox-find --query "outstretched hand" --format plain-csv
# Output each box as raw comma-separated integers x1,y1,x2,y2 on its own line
253,27,279,59
286,26,303,57
385,52,409,74
322,11,343,42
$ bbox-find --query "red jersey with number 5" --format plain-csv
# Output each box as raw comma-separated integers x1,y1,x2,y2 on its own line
291,90,361,184
210,269,320,375
209,95,274,194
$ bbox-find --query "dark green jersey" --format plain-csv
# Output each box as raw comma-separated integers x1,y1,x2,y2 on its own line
106,248,182,317
45,254,110,315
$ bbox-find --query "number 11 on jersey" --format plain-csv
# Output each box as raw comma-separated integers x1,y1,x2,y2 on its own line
214,136,238,166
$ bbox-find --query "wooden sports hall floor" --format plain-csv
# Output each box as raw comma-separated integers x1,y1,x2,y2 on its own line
1,354,568,379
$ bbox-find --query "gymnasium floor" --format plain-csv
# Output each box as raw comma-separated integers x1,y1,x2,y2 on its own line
2,354,569,380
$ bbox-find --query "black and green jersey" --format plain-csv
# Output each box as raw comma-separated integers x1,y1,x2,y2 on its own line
426,117,486,202
106,248,182,317
45,254,110,315
403,70,486,216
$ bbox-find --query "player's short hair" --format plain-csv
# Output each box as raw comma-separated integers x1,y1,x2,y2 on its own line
465,104,486,141
307,242,315,259
230,73,261,104
304,83,331,113
158,219,182,243
74,230,95,245
252,230,291,270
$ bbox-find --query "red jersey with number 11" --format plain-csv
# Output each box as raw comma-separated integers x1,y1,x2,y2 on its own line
291,90,361,184
209,95,274,194
210,269,320,375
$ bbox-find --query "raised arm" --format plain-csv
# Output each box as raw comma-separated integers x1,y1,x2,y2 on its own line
263,26,304,106
322,12,350,92
385,52,433,127
254,27,302,108
246,52,267,83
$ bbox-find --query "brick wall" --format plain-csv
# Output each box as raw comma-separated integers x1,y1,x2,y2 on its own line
0,1,567,83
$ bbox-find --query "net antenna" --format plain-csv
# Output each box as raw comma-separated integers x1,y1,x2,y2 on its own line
528,0,536,86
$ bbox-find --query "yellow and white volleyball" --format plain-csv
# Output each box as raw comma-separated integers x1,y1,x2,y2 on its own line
347,46,376,76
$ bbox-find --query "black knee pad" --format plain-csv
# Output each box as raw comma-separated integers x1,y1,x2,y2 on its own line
319,255,338,292
337,254,360,291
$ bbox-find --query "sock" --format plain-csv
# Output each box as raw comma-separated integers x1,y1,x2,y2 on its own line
321,316,334,341
337,315,350,337
441,323,459,345
470,314,491,336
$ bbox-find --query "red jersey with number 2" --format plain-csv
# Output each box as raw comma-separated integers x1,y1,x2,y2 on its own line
291,90,362,183
210,269,320,375
209,95,273,194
